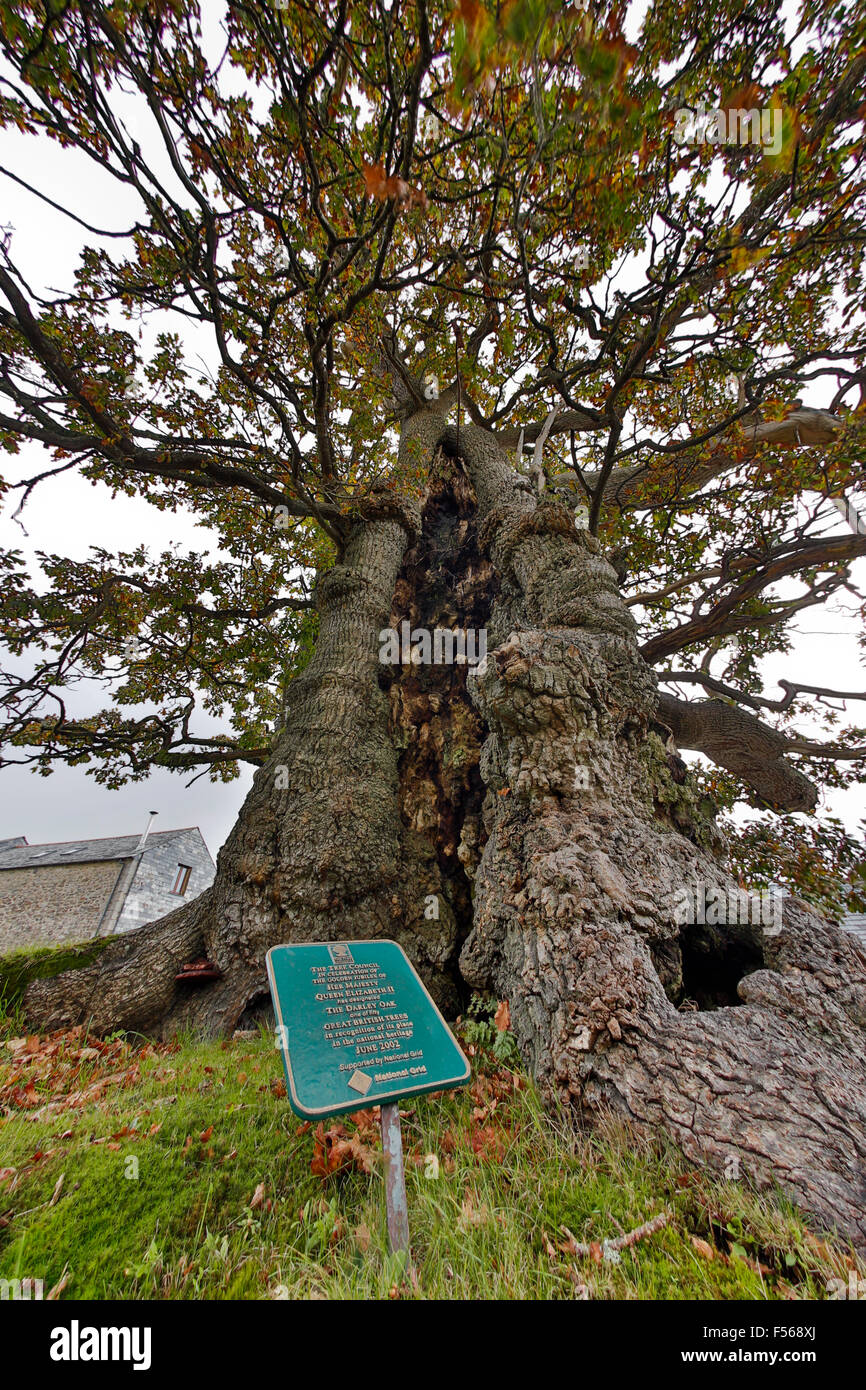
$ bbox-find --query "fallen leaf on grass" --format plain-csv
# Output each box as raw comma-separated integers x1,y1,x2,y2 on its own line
250,1182,266,1209
803,1231,834,1262
541,1228,557,1258
199,1125,213,1142
458,1193,493,1230
349,1108,380,1140
469,1071,516,1105
470,1123,507,1163
310,1122,378,1178
690,1236,715,1260
47,1265,69,1301
675,1171,702,1189
439,1129,458,1155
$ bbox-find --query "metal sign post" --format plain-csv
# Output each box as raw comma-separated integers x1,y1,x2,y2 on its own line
379,1101,410,1255
267,938,471,1257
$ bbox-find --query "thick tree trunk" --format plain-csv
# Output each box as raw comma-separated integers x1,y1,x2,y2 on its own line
452,423,866,1252
24,453,488,1034
23,416,866,1250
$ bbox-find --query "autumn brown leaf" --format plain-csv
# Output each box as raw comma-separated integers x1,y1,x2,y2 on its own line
361,160,389,200
349,1107,379,1138
721,82,763,115
47,1265,70,1301
361,160,428,212
458,1192,492,1229
310,1120,379,1178
470,1123,507,1163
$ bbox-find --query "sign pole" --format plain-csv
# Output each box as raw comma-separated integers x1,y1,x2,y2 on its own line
267,938,471,1265
379,1101,410,1255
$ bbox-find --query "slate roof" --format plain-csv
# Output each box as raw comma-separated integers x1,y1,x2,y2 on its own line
0,829,202,871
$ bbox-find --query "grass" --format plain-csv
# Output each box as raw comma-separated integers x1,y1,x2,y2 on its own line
0,1005,862,1300
0,938,113,1014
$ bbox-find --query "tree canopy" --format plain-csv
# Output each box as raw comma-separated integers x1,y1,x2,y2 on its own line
1,0,865,910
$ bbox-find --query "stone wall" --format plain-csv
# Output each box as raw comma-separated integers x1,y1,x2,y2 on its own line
0,860,122,952
0,829,216,954
114,830,215,933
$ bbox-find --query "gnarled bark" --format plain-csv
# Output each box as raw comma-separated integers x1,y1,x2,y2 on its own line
26,481,461,1033
453,422,866,1251
23,418,866,1251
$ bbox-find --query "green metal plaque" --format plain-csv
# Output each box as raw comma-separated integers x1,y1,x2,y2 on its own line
266,940,471,1119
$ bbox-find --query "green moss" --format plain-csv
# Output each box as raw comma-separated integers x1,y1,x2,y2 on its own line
0,1023,859,1300
0,937,114,1012
640,733,725,854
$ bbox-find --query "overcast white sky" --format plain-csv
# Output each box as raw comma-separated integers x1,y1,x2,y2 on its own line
0,36,255,858
0,1,863,863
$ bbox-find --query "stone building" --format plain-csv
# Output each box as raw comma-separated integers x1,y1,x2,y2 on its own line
843,912,866,951
0,827,215,954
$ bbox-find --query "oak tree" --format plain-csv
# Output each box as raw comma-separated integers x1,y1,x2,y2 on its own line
1,0,865,1245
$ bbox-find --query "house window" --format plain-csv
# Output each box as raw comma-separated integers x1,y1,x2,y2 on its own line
172,864,192,896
